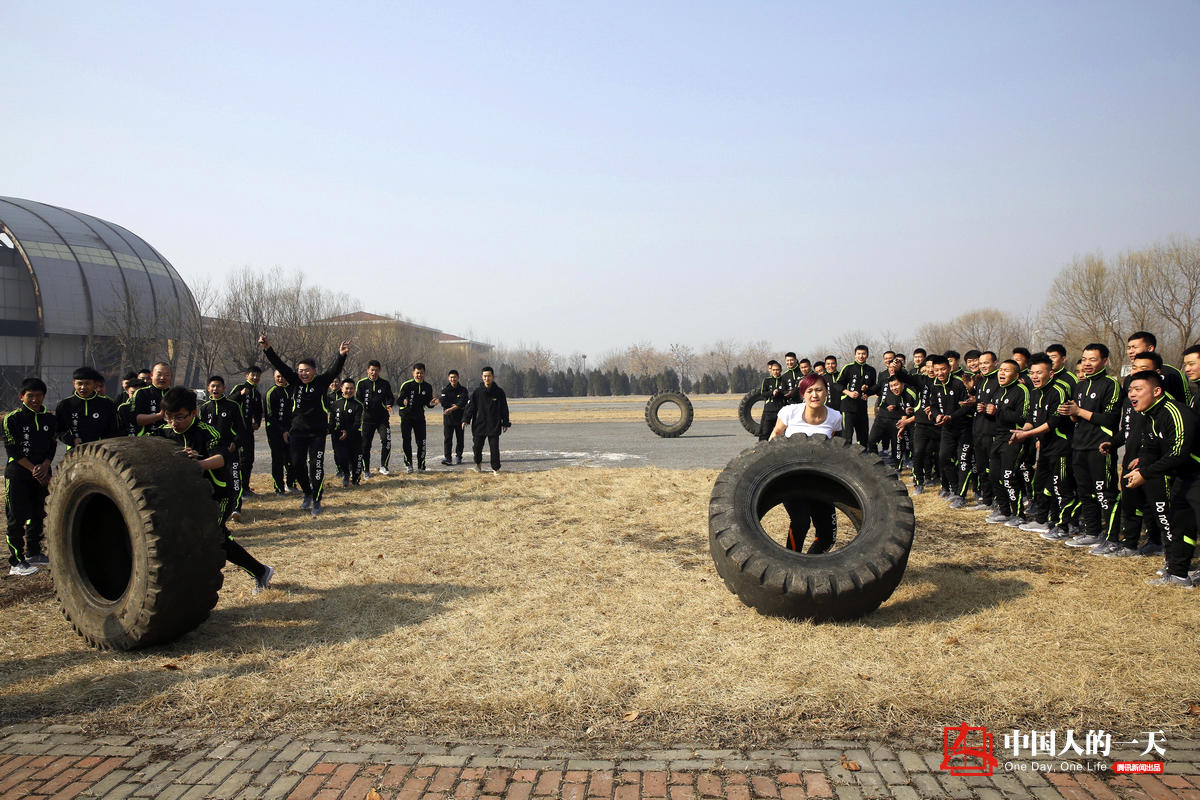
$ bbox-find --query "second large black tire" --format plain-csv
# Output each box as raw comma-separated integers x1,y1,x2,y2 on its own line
645,391,694,438
708,435,915,621
46,437,226,650
738,389,765,435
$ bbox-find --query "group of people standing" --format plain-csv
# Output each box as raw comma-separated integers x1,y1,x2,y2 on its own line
4,336,511,591
756,336,1200,590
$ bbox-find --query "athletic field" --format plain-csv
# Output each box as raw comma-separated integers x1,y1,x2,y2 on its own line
2,394,1197,751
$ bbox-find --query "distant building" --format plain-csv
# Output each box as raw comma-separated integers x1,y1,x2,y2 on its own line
0,196,200,399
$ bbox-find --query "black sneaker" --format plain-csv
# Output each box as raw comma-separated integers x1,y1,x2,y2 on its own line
440,458,452,466
1136,542,1164,557
26,553,49,566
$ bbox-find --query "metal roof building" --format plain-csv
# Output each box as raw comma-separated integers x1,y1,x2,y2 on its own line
0,196,199,400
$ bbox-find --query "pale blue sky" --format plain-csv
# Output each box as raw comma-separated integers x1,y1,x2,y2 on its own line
5,1,1199,357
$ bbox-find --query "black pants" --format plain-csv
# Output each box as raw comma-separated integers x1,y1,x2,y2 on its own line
5,469,47,565
939,427,972,495
867,415,900,454
972,427,996,504
912,424,939,486
1031,451,1074,527
333,431,363,483
758,402,782,441
783,497,836,554
444,415,464,460
1167,473,1200,578
289,431,327,502
227,445,243,511
989,437,1025,516
401,416,427,469
362,416,390,472
1072,448,1117,537
841,402,869,447
217,497,266,579
473,433,501,471
266,427,293,493
239,435,254,494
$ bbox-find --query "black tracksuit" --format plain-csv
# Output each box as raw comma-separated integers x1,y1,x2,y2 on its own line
757,374,787,441
264,383,295,493
1071,370,1121,537
970,370,1002,505
929,376,974,495
439,382,470,461
1027,383,1076,528
464,383,511,470
131,384,168,436
355,376,394,473
330,396,365,483
4,404,56,565
836,362,876,447
867,383,907,455
201,395,246,509
54,392,119,446
1136,395,1200,577
229,380,263,493
262,346,348,502
151,418,267,581
116,396,139,437
397,378,436,470
990,380,1030,517
1109,377,1151,546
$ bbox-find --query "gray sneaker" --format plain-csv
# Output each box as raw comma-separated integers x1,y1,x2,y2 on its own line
406,465,414,474
1065,534,1102,548
985,512,1011,524
1135,542,1164,556
378,466,391,476
937,489,950,499
1090,541,1121,556
1190,569,1200,582
311,501,322,517
1146,574,1195,589
1041,527,1070,541
1019,520,1051,532
26,553,49,566
300,494,312,510
254,565,274,595
948,495,966,509
1005,516,1029,527
1104,546,1139,558
8,561,37,576
965,501,990,511
912,484,925,495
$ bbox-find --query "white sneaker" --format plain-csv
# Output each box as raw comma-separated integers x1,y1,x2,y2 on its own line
9,561,38,576
378,466,390,476
491,469,500,476
406,466,414,474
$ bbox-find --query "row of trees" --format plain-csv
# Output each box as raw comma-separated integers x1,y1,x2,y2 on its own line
105,235,1197,397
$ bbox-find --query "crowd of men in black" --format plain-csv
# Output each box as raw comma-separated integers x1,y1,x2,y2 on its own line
754,333,1200,589
4,335,511,591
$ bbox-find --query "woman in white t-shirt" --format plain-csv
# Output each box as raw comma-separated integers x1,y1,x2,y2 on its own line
768,374,841,553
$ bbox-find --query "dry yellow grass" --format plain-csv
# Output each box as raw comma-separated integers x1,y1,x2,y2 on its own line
2,467,1198,748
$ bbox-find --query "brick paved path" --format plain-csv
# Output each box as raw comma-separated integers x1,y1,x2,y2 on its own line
1,724,1198,799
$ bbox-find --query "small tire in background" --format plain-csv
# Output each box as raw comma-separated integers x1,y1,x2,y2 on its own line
46,437,226,650
708,434,915,621
738,389,765,435
645,391,694,438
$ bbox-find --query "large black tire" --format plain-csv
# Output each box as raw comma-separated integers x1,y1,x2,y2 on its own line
645,391,694,438
738,389,765,435
708,435,915,621
46,438,225,650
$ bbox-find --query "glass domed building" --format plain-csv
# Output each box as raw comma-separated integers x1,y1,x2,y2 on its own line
0,196,199,401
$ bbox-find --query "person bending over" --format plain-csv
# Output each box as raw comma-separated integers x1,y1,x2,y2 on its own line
769,374,842,554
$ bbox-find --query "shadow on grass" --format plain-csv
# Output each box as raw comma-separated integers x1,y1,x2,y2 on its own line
867,560,1034,624
0,580,486,726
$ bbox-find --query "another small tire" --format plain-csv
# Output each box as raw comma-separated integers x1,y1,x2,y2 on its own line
708,434,915,621
645,391,694,438
738,389,765,435
46,437,225,650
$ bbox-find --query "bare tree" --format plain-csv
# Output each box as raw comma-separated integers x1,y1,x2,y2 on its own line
1038,253,1122,356
668,343,696,390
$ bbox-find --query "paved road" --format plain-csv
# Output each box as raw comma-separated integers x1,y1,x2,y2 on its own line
2,722,1196,800
487,420,756,472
